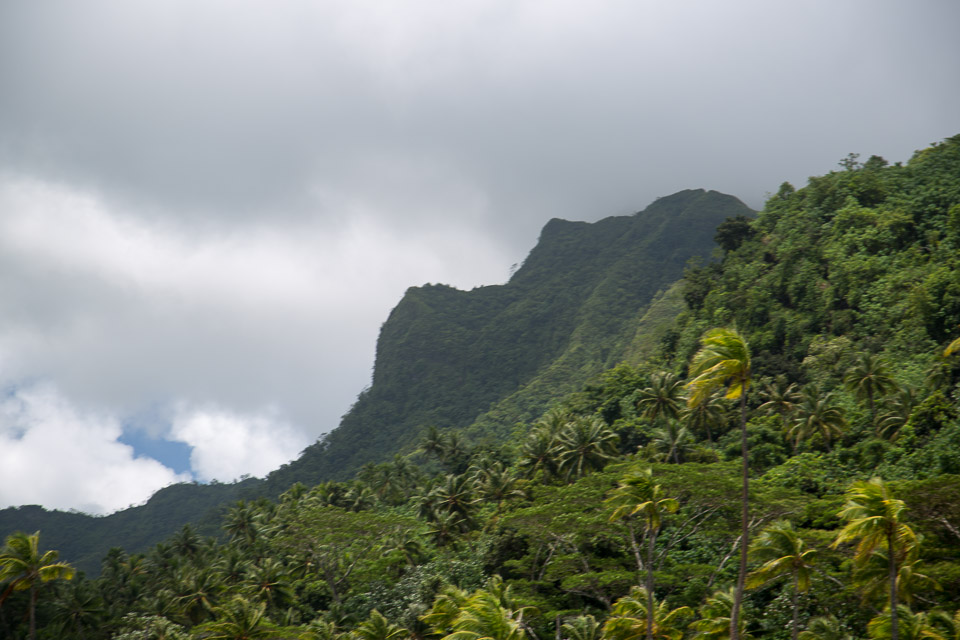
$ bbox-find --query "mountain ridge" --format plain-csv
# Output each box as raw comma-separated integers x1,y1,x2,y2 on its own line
0,188,753,573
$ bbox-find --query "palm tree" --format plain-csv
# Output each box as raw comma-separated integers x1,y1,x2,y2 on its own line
789,385,846,451
471,463,528,516
928,608,960,640
650,422,693,464
832,477,918,640
192,595,284,639
688,587,749,640
0,531,75,640
518,429,561,479
867,606,939,640
244,558,295,612
601,586,692,640
798,616,853,640
853,548,936,610
877,386,916,442
746,520,816,640
757,377,801,445
352,609,408,640
431,474,479,522
637,373,684,423
423,577,533,640
555,417,619,481
561,615,601,640
224,501,261,547
681,391,725,443
844,353,897,435
687,327,751,640
605,468,680,640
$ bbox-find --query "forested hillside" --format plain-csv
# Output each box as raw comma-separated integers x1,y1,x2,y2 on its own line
2,136,960,640
267,188,750,486
0,189,749,573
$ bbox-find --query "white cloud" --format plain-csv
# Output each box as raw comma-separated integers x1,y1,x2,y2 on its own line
0,384,189,515
0,174,509,511
169,405,312,482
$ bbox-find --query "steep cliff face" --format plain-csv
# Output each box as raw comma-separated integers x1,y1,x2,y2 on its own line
269,189,752,485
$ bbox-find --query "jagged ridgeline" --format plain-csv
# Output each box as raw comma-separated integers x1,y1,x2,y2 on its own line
0,188,749,574
267,189,752,487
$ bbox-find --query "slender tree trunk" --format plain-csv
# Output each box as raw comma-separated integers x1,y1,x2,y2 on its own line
730,392,749,640
29,583,37,640
626,520,645,576
888,529,899,640
791,572,799,640
646,528,657,640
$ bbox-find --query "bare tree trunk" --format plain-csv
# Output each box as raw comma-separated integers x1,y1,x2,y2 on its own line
889,529,899,640
646,528,657,640
730,392,749,640
791,572,799,640
29,584,37,640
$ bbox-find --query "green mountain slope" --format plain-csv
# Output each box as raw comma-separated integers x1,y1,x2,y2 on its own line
267,189,751,486
1,188,749,573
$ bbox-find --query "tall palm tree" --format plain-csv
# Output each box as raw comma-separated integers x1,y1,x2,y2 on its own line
832,478,918,640
844,353,897,435
687,327,751,640
0,531,75,640
605,468,680,640
789,385,846,451
746,520,816,640
602,586,692,640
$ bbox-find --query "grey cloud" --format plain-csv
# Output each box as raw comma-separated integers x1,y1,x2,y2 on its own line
0,0,958,509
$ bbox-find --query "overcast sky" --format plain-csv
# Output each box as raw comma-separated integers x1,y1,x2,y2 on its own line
1,1,958,514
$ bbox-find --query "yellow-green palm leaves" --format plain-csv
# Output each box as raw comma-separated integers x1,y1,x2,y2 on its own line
602,586,692,640
747,521,816,640
832,478,917,566
422,577,535,640
687,328,751,640
688,587,750,640
686,328,751,406
0,531,75,640
747,521,815,591
606,468,679,532
606,468,679,640
832,478,918,640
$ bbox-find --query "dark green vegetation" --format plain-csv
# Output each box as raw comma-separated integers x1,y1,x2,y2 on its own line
2,135,960,640
1,188,749,573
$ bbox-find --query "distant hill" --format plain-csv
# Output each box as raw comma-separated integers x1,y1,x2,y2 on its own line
0,188,751,573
